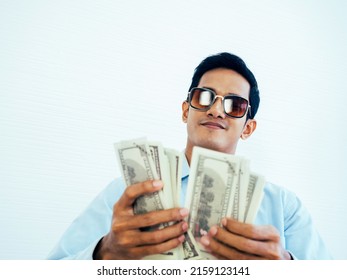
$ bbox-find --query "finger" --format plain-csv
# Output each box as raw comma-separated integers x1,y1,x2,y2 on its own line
118,221,188,247
210,226,265,256
113,208,189,231
222,218,280,241
132,235,186,258
200,234,264,260
211,225,284,259
117,180,163,209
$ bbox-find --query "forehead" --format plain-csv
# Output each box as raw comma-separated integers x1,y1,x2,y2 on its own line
197,68,250,98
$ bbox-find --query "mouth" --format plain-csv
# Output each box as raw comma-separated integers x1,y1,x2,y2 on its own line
200,121,226,130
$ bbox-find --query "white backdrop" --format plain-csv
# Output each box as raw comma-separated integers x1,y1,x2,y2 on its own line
1,0,346,259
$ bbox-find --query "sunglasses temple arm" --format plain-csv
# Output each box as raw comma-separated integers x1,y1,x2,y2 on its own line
247,105,252,119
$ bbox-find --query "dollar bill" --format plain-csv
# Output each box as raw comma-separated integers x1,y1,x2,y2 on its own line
243,172,265,223
114,138,168,224
185,146,241,258
182,230,202,260
237,158,250,222
114,138,264,259
164,148,183,208
115,138,182,259
148,142,174,209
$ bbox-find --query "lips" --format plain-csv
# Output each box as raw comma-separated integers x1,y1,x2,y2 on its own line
200,120,226,129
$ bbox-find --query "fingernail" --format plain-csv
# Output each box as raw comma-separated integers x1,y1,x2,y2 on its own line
152,180,163,188
178,235,185,243
200,236,210,246
182,222,188,231
210,226,218,236
221,218,227,226
179,208,189,217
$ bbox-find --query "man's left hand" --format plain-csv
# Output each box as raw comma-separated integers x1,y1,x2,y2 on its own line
200,218,292,260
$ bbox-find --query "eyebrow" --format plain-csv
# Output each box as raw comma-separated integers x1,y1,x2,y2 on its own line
201,86,216,92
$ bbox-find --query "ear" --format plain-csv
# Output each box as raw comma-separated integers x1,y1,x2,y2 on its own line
182,101,189,123
241,119,257,140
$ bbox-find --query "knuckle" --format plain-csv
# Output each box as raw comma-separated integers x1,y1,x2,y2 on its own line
171,209,181,220
123,180,154,199
246,226,259,238
141,213,155,225
123,187,135,200
151,231,164,243
111,222,123,234
111,223,121,233
242,239,254,251
111,217,128,233
140,231,161,244
266,244,281,259
117,235,131,247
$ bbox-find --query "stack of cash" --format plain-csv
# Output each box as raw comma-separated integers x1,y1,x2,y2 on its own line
185,146,265,259
114,138,265,260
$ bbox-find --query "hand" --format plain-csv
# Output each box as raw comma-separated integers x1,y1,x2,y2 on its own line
200,218,291,260
94,180,189,260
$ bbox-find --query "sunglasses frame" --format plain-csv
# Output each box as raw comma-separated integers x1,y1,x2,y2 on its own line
187,87,251,118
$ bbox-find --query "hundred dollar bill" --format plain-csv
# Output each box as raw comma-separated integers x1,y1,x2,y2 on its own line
243,172,265,223
185,146,241,258
114,138,168,221
148,142,174,209
163,149,201,260
182,230,202,260
115,138,182,259
165,148,183,207
145,142,183,259
237,158,250,222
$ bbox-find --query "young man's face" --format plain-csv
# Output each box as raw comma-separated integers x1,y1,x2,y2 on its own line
182,68,256,161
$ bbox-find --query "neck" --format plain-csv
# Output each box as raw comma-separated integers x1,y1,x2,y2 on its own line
184,149,192,166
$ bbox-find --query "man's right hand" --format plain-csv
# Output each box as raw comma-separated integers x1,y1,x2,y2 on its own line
93,180,189,259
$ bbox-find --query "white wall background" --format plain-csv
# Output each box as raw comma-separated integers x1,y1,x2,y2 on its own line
1,0,346,259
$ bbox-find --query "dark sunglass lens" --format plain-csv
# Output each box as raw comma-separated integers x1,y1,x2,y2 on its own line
224,96,248,117
191,89,213,109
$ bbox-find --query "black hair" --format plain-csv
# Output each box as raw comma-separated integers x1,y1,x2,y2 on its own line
188,52,260,119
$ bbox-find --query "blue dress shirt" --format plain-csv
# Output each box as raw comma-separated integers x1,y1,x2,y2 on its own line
47,156,332,260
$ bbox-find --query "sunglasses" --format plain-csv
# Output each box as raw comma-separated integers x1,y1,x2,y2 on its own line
187,87,251,118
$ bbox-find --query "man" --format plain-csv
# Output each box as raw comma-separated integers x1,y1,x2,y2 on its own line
47,52,331,260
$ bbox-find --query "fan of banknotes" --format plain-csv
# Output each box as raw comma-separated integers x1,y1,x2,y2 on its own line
114,138,265,260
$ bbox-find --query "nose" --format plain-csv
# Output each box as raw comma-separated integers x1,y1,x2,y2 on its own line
206,96,225,119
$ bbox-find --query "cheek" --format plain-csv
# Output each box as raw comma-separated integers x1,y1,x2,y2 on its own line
186,111,198,126
224,121,247,140
186,115,202,139
186,117,196,134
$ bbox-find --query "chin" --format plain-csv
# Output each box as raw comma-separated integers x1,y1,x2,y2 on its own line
196,141,235,154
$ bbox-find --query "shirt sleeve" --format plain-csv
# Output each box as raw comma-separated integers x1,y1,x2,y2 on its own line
46,179,125,260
